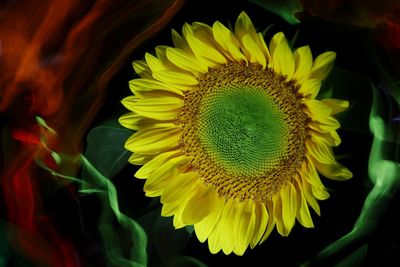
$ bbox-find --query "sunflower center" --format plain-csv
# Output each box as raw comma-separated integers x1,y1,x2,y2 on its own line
197,84,289,177
178,63,308,202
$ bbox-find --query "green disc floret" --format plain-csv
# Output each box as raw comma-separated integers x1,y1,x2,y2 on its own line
197,84,289,177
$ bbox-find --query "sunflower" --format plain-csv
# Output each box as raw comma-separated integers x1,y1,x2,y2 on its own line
119,11,352,255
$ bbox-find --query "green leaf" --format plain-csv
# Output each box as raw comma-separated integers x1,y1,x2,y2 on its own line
249,0,303,25
334,245,368,267
83,119,132,178
81,156,148,267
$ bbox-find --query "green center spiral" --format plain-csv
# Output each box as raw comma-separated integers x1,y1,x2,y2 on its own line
197,84,289,177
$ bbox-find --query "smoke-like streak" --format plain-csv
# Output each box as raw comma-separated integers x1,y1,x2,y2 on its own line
80,156,148,267
298,0,400,28
249,0,303,25
302,81,400,266
298,0,400,51
1,119,78,267
37,152,148,267
0,0,185,266
61,0,187,146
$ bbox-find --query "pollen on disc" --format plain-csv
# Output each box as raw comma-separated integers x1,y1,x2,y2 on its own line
197,84,289,177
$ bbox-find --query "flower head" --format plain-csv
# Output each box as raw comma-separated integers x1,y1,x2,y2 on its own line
120,11,352,255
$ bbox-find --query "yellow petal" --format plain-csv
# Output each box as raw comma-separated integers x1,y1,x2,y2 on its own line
273,193,289,236
190,21,230,66
194,196,224,242
310,133,339,161
312,156,353,181
272,42,295,80
119,113,174,131
153,69,198,86
161,200,179,217
135,150,181,178
161,171,197,204
234,12,271,65
321,98,349,115
132,60,148,73
119,112,141,130
304,99,340,129
250,202,269,248
232,201,245,250
298,79,321,99
207,221,222,254
309,120,340,133
144,155,190,196
234,11,257,41
259,202,276,243
173,204,186,229
293,45,313,82
181,185,219,225
305,136,336,165
298,198,314,228
297,174,321,216
304,99,331,120
161,202,189,220
269,32,286,58
310,128,341,147
212,21,247,62
166,47,208,74
126,127,181,154
257,32,272,65
128,152,154,166
186,33,227,67
161,172,198,217
128,96,183,120
182,22,194,38
155,45,168,60
145,52,167,72
218,199,238,254
318,116,341,129
129,78,185,96
309,51,336,81
302,158,330,200
132,60,151,78
119,112,175,131
171,28,190,51
191,22,214,43
234,200,256,255
294,178,314,228
121,95,139,109
154,46,184,72
280,183,297,234
242,33,266,68
154,46,168,62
